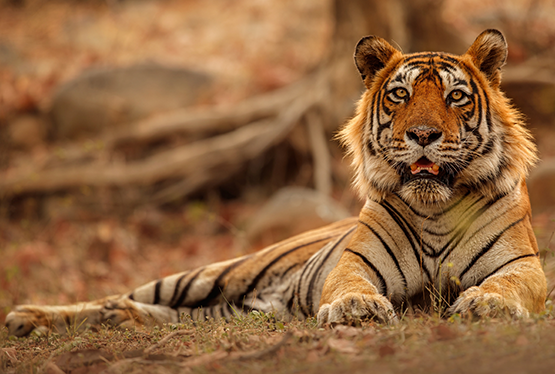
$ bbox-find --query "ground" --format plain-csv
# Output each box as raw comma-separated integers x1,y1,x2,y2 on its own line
3,311,555,373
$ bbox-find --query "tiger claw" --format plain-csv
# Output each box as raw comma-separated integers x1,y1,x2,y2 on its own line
317,293,398,327
449,286,529,319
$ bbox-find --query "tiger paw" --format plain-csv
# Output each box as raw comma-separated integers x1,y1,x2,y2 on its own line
5,307,52,337
449,286,529,319
100,298,144,328
317,293,398,327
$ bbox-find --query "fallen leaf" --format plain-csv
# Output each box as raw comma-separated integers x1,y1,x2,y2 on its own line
378,344,396,358
431,324,459,341
327,338,360,354
306,350,319,363
515,335,529,346
55,349,144,370
334,325,361,339
45,362,65,374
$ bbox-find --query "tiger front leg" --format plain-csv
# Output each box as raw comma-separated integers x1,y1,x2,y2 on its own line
317,249,398,327
449,258,547,319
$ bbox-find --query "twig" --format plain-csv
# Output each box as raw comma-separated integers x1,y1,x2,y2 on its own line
232,331,292,361
144,330,193,354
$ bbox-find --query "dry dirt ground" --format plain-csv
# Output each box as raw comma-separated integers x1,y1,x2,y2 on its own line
3,311,555,373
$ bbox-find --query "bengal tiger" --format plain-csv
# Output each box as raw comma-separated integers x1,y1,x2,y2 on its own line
5,29,547,337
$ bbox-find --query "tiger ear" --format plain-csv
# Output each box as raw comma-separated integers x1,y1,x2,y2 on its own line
354,36,400,89
464,29,508,87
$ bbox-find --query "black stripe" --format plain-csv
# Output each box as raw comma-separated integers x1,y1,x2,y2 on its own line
462,97,476,122
422,195,483,236
189,257,251,309
344,248,388,296
286,294,297,316
468,80,484,149
168,271,191,306
153,279,162,305
428,197,488,248
440,191,518,266
459,216,527,281
386,198,437,255
480,138,495,156
358,220,407,290
380,200,433,280
305,225,357,314
476,253,537,287
171,267,204,308
295,248,323,316
435,200,493,269
280,263,301,281
436,62,457,73
63,314,71,327
220,302,230,318
483,86,493,132
408,191,471,220
243,236,335,299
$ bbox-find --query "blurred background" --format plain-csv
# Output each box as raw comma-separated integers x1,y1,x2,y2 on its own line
1,0,555,318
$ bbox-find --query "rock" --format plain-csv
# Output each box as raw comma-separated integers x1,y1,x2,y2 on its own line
49,64,214,140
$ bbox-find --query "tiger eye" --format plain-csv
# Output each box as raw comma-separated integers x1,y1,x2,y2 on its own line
450,90,463,101
395,88,408,98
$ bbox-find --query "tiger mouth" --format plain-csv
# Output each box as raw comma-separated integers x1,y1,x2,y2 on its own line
410,157,439,176
402,157,451,185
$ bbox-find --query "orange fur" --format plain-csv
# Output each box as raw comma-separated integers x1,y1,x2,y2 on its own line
320,29,546,324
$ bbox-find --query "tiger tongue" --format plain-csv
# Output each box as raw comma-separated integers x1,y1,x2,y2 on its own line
410,158,440,175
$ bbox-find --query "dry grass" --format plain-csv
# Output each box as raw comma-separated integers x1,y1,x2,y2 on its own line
3,310,555,374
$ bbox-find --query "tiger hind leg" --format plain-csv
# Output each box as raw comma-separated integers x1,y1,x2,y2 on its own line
5,295,183,336
5,295,268,336
5,296,119,336
101,297,258,327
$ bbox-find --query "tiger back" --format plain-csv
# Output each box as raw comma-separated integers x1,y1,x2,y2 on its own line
5,29,547,336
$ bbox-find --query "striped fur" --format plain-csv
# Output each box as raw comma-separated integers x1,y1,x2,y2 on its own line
319,29,545,325
6,219,358,336
5,30,547,336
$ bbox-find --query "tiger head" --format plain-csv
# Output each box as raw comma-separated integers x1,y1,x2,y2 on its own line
340,29,537,206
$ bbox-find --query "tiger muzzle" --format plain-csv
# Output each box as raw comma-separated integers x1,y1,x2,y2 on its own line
406,126,443,147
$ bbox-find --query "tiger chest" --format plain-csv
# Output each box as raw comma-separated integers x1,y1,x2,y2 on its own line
357,195,482,309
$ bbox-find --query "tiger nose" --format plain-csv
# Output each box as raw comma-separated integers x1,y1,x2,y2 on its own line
406,126,442,147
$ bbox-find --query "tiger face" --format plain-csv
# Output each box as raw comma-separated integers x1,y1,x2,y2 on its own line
341,29,537,206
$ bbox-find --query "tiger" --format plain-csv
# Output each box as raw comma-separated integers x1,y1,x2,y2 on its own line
5,29,547,337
